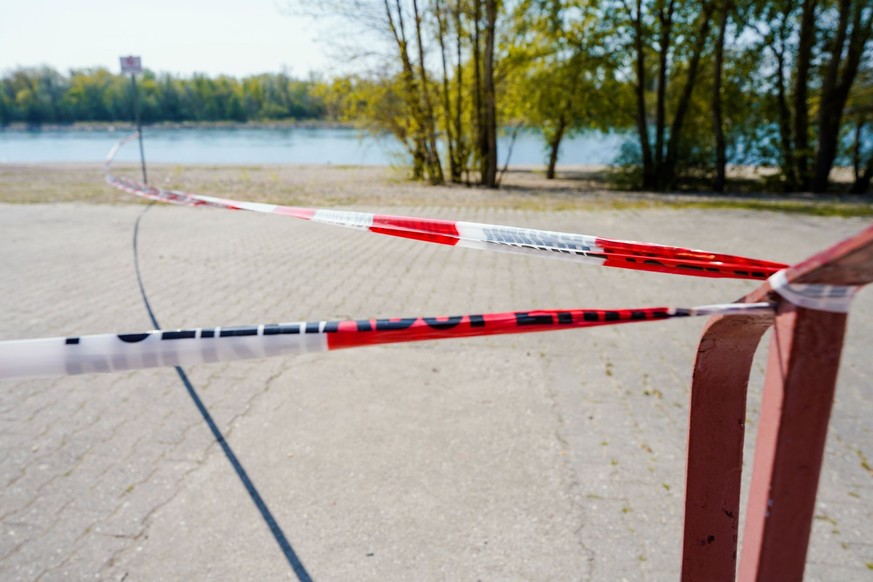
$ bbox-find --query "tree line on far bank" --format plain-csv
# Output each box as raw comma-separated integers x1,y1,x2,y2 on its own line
0,68,326,126
3,0,872,195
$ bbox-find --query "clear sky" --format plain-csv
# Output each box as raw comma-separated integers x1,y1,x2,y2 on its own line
0,0,331,78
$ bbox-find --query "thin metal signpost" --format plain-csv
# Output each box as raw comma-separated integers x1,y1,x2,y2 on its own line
120,55,147,184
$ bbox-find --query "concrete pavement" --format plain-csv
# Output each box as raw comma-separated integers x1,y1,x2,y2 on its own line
1,202,871,580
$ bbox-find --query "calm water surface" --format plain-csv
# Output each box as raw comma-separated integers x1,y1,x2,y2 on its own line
0,127,626,166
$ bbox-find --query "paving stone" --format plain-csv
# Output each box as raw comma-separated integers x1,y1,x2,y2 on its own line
1,202,871,579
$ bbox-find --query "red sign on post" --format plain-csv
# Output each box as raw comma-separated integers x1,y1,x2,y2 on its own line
120,56,142,74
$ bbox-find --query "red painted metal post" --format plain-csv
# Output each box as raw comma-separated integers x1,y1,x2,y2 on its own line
681,312,772,581
682,223,873,581
737,304,848,581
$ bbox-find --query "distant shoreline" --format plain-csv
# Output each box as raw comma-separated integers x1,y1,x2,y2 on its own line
0,120,359,132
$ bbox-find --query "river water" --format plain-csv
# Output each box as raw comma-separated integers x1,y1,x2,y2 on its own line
0,126,627,166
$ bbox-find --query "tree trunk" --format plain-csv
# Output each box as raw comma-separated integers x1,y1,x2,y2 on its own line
663,0,715,188
712,0,731,192
850,153,873,194
655,0,676,171
454,1,466,182
774,38,797,191
383,0,427,180
482,0,498,188
435,0,458,182
628,0,654,189
811,0,872,193
793,0,818,190
546,115,567,180
473,0,486,184
412,0,444,184
497,122,521,186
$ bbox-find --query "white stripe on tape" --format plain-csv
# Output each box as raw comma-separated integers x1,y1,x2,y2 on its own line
199,195,278,214
455,222,608,265
768,270,859,313
0,303,775,380
313,209,374,230
102,133,787,281
0,327,328,379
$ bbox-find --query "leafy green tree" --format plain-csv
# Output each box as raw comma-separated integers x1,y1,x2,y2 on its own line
290,0,510,185
0,67,331,126
847,65,873,193
608,0,719,190
63,69,117,121
505,0,627,178
811,0,873,192
740,0,872,193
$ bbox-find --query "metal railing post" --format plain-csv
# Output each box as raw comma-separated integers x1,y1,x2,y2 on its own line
681,223,873,581
682,312,772,581
737,303,848,580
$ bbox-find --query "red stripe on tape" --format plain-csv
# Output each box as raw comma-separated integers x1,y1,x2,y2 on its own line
104,134,789,281
371,215,461,246
326,308,673,350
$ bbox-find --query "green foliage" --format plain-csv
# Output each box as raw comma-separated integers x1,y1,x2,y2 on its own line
5,0,871,192
0,67,328,126
337,76,410,139
503,0,631,174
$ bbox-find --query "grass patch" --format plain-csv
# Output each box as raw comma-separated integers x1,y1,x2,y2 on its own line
660,198,873,218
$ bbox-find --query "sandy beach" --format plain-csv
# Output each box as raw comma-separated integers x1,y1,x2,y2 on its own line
1,162,869,211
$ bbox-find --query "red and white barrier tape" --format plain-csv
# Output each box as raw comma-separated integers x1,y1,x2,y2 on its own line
105,134,787,281
0,303,772,379
0,137,784,380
